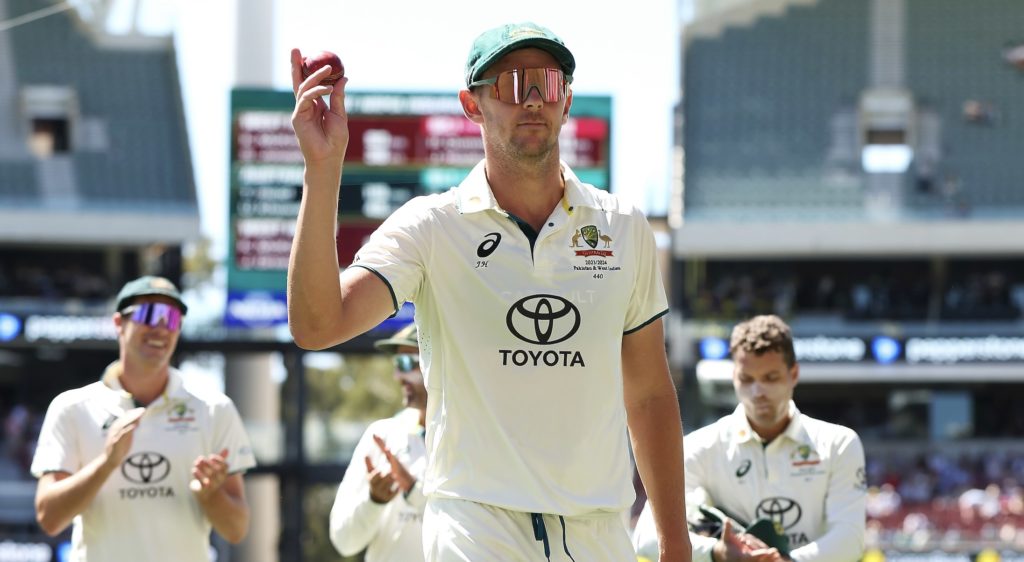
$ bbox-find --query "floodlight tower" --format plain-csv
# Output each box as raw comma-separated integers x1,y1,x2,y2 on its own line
235,0,275,87
228,3,281,562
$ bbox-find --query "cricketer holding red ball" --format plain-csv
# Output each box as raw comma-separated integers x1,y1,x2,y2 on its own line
302,50,344,85
289,22,692,562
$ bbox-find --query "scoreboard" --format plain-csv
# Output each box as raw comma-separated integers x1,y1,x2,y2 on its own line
226,89,612,328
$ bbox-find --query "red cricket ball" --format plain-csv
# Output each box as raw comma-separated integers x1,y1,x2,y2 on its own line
301,51,345,85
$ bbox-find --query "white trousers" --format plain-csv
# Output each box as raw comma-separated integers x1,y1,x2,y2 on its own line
423,497,635,562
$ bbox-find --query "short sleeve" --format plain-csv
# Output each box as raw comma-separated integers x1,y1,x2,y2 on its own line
211,399,257,474
30,393,80,477
624,209,669,334
350,197,433,311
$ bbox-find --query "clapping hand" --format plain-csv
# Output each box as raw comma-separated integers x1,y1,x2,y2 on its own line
102,407,146,470
190,447,230,500
364,434,415,503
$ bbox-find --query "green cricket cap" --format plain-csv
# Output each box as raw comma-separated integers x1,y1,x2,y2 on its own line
465,22,575,86
742,519,791,557
115,275,187,314
373,323,419,353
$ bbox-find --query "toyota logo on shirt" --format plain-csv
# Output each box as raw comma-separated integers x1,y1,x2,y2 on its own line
121,452,171,484
755,496,802,530
506,294,581,345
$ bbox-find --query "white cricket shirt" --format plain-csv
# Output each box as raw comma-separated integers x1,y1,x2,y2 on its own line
352,161,668,516
633,402,866,562
330,408,427,561
31,364,257,562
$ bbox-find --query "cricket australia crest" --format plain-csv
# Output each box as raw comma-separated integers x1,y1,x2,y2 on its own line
570,225,614,257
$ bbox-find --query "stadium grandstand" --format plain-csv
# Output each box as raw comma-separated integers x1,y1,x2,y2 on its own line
0,0,200,557
3,0,1024,560
673,0,1024,560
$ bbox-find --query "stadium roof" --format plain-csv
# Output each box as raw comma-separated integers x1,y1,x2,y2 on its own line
0,0,198,244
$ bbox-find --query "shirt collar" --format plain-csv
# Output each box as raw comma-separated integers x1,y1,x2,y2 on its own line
100,360,183,405
455,160,604,216
727,404,760,444
780,401,810,443
454,160,496,214
728,401,804,445
397,407,425,434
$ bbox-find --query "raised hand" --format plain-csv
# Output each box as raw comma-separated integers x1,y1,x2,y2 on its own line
372,434,416,494
190,447,230,500
364,454,399,504
290,48,350,165
102,407,146,470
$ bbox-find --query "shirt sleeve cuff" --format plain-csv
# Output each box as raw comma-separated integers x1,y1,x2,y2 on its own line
691,533,717,562
402,479,426,510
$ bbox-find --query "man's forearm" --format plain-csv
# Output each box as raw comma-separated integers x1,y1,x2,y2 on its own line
35,456,116,536
287,162,344,349
198,485,250,544
628,392,690,556
788,522,863,562
329,492,387,556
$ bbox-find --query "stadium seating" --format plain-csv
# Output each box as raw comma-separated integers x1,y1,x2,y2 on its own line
904,0,1024,215
0,162,38,202
684,0,868,218
5,0,195,208
683,0,1024,219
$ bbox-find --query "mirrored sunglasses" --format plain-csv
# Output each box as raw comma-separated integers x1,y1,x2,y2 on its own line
469,67,572,104
122,302,183,331
392,353,421,373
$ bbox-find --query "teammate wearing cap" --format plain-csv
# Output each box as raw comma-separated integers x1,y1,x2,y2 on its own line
632,315,866,562
289,21,690,562
329,322,428,561
31,276,256,561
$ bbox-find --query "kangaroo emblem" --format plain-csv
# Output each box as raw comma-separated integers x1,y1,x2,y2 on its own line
570,230,582,247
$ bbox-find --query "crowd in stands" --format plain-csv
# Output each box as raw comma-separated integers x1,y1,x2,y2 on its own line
4,253,1022,324
942,269,1021,320
0,402,39,481
865,449,1024,551
684,260,1024,322
0,247,183,309
0,262,112,302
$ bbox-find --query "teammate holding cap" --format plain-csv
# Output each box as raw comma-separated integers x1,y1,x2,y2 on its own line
289,21,691,562
633,315,866,562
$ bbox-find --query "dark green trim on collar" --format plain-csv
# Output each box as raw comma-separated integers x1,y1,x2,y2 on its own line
507,213,539,251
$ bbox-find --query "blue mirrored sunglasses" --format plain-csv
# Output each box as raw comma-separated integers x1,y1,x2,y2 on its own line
121,302,183,331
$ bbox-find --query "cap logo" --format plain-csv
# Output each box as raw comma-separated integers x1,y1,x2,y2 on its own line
508,28,544,40
149,278,176,291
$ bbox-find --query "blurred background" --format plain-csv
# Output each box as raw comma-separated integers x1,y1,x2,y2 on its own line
0,0,1022,560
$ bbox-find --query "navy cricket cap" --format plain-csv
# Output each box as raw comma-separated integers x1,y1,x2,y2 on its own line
465,22,576,86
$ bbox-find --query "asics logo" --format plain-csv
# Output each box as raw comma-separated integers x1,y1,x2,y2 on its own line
477,233,501,257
